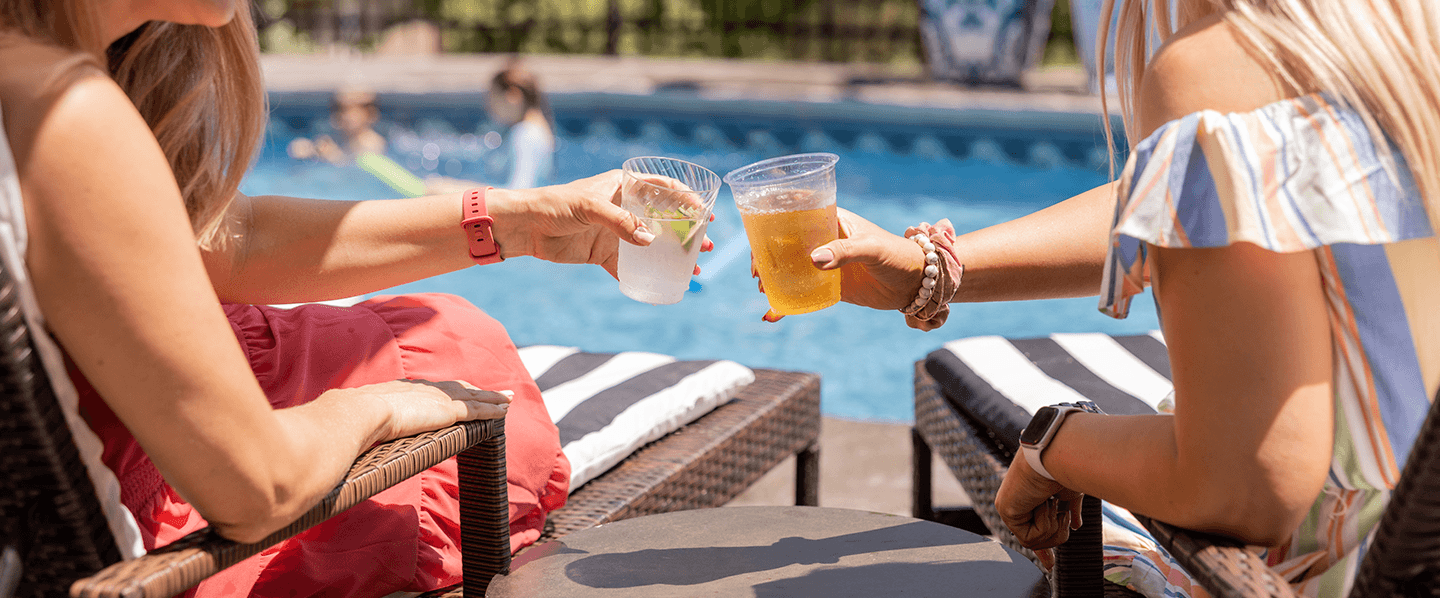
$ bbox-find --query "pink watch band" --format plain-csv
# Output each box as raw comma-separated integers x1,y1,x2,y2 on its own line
461,187,503,265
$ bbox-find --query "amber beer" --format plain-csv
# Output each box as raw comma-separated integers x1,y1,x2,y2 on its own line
726,153,842,316
738,190,841,315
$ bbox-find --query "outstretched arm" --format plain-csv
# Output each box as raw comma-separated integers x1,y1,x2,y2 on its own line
950,181,1116,302
790,180,1117,317
205,172,657,305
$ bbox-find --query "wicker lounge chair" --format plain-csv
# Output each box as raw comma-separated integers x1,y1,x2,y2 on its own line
913,334,1440,598
0,252,819,598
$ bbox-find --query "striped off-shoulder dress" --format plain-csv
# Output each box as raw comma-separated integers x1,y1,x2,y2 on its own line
1095,93,1440,597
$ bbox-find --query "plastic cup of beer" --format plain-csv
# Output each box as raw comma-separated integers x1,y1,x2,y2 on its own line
724,153,841,316
616,157,721,305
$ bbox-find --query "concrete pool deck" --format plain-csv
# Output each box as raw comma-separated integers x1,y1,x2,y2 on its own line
259,51,1106,519
261,52,1109,116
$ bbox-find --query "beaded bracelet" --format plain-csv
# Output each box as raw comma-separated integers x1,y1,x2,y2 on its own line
899,220,963,331
907,233,941,310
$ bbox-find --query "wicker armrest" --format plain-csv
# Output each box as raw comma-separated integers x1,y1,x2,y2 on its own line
70,419,510,598
1132,514,1295,598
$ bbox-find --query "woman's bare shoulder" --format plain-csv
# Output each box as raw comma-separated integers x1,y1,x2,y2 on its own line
0,33,118,162
1137,14,1291,137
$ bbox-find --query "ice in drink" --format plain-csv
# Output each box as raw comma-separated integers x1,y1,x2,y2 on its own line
737,189,840,315
617,210,709,305
614,156,720,305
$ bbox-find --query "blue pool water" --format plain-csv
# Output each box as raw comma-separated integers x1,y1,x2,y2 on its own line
245,92,1158,422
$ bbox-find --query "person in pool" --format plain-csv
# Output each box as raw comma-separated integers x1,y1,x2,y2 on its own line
486,61,555,190
418,63,556,196
761,0,1440,595
286,87,388,166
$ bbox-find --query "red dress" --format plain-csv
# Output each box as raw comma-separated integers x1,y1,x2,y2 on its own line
73,293,571,597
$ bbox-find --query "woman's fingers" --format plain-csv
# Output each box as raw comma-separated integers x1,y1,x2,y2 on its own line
1035,547,1057,573
458,398,510,420
751,256,786,323
998,453,1078,550
816,237,890,270
1020,497,1072,549
466,388,513,404
1065,495,1084,530
590,199,653,246
444,383,512,420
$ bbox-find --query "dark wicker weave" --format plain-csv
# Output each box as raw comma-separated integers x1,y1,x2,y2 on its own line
917,357,1440,598
913,362,1140,598
1129,514,1292,598
419,369,822,598
1348,385,1440,597
0,272,122,595
543,368,821,539
72,420,510,598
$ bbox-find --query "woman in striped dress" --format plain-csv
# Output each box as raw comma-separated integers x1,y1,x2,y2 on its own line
785,0,1440,595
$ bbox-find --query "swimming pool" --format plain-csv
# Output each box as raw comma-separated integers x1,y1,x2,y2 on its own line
246,91,1158,422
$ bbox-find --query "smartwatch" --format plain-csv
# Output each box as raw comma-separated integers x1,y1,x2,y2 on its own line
461,187,503,265
1018,401,1104,481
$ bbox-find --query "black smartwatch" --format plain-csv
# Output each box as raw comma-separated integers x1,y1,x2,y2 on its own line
1019,401,1104,480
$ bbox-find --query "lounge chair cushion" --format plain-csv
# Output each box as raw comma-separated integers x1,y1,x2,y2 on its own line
518,346,756,490
924,332,1172,454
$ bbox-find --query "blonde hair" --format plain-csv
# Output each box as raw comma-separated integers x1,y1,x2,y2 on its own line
1099,0,1440,232
1,0,265,249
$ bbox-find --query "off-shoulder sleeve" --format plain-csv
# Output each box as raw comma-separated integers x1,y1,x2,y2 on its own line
1100,93,1433,318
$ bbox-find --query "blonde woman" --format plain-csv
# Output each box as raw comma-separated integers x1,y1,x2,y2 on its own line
0,1,673,596
776,0,1440,595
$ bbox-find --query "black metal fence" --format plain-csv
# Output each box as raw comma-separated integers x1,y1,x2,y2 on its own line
263,0,925,64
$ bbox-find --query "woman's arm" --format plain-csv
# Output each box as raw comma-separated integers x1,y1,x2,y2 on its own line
205,172,652,305
11,66,505,544
796,177,1116,318
997,14,1331,549
950,180,1117,302
999,243,1333,547
774,176,1115,321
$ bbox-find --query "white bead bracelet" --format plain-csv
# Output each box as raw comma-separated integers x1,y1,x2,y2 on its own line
906,233,940,311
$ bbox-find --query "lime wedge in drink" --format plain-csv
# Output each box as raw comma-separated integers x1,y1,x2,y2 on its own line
645,207,703,251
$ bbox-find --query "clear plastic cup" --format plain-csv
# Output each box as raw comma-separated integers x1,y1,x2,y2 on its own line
616,157,721,305
724,153,840,316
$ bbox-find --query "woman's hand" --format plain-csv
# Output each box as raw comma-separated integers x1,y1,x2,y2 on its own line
329,379,513,444
492,170,712,278
996,452,1085,568
758,208,925,322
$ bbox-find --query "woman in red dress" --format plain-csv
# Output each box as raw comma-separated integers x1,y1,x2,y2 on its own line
0,1,680,595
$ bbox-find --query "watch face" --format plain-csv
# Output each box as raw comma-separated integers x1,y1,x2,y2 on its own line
1020,407,1060,446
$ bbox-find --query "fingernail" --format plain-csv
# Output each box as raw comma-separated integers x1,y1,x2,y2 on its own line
499,390,515,399
810,248,833,266
635,230,656,244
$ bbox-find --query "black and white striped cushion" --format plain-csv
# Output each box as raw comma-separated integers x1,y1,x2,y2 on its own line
924,332,1172,453
518,346,756,490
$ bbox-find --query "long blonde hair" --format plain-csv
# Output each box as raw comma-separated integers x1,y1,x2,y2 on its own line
0,0,265,249
1099,0,1440,232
